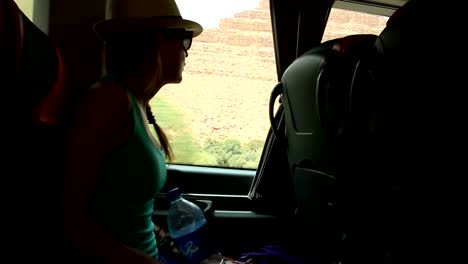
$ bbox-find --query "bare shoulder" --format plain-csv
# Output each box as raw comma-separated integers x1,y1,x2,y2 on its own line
68,78,133,139
88,79,130,108
75,79,131,118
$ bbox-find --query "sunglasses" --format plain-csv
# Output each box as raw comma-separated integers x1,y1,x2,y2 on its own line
164,30,193,51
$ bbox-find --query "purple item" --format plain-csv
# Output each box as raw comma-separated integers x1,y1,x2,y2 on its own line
238,245,304,264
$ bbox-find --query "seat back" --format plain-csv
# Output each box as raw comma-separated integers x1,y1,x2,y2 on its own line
339,2,420,263
1,0,69,261
253,1,422,263
275,34,377,263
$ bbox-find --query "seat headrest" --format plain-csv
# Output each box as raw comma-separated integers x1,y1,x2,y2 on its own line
331,34,377,57
19,13,68,126
280,34,377,172
386,0,414,27
2,0,68,126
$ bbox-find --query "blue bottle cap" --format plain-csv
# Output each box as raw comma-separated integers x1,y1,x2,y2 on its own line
167,187,182,202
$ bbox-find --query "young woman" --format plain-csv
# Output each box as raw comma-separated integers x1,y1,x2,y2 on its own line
60,0,202,263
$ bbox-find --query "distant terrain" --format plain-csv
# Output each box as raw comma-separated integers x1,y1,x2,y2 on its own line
158,0,387,145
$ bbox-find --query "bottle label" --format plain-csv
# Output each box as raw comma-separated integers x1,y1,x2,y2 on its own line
172,223,213,264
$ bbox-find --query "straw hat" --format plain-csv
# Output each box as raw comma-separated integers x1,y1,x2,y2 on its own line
93,0,203,41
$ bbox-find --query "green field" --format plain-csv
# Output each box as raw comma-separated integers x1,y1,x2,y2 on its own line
150,97,262,169
150,97,218,166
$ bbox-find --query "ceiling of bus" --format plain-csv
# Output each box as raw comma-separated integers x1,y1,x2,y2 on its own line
336,0,409,16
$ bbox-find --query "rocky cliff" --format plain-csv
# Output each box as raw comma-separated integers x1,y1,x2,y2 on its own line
159,0,388,145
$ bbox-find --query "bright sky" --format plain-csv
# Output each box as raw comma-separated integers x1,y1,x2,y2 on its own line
176,0,261,29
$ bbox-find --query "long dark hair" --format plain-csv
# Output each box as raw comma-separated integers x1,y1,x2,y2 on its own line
146,105,173,160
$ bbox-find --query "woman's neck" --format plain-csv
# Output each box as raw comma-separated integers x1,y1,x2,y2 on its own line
119,72,161,106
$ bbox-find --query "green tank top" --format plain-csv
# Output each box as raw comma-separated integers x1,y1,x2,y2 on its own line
90,75,167,259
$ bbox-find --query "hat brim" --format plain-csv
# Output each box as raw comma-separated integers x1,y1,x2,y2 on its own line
93,17,203,41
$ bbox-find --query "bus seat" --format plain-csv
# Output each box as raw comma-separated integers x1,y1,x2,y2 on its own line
279,33,377,263
336,1,421,263
1,0,69,262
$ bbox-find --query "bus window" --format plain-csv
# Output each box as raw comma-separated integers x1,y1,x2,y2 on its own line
152,0,276,169
151,0,389,170
323,2,389,42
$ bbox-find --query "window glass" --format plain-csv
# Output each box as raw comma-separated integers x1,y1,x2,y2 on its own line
151,0,390,169
322,6,388,42
151,0,275,169
14,0,34,21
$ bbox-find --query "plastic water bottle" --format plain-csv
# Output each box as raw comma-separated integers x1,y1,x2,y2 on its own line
166,187,214,264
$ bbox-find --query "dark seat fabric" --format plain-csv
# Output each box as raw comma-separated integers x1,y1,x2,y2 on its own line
338,1,429,263
279,34,378,264
1,1,69,262
280,1,430,263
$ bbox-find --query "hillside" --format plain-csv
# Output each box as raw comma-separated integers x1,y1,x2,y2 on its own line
157,0,388,145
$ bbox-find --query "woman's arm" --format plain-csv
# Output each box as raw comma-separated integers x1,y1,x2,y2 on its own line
60,81,160,264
